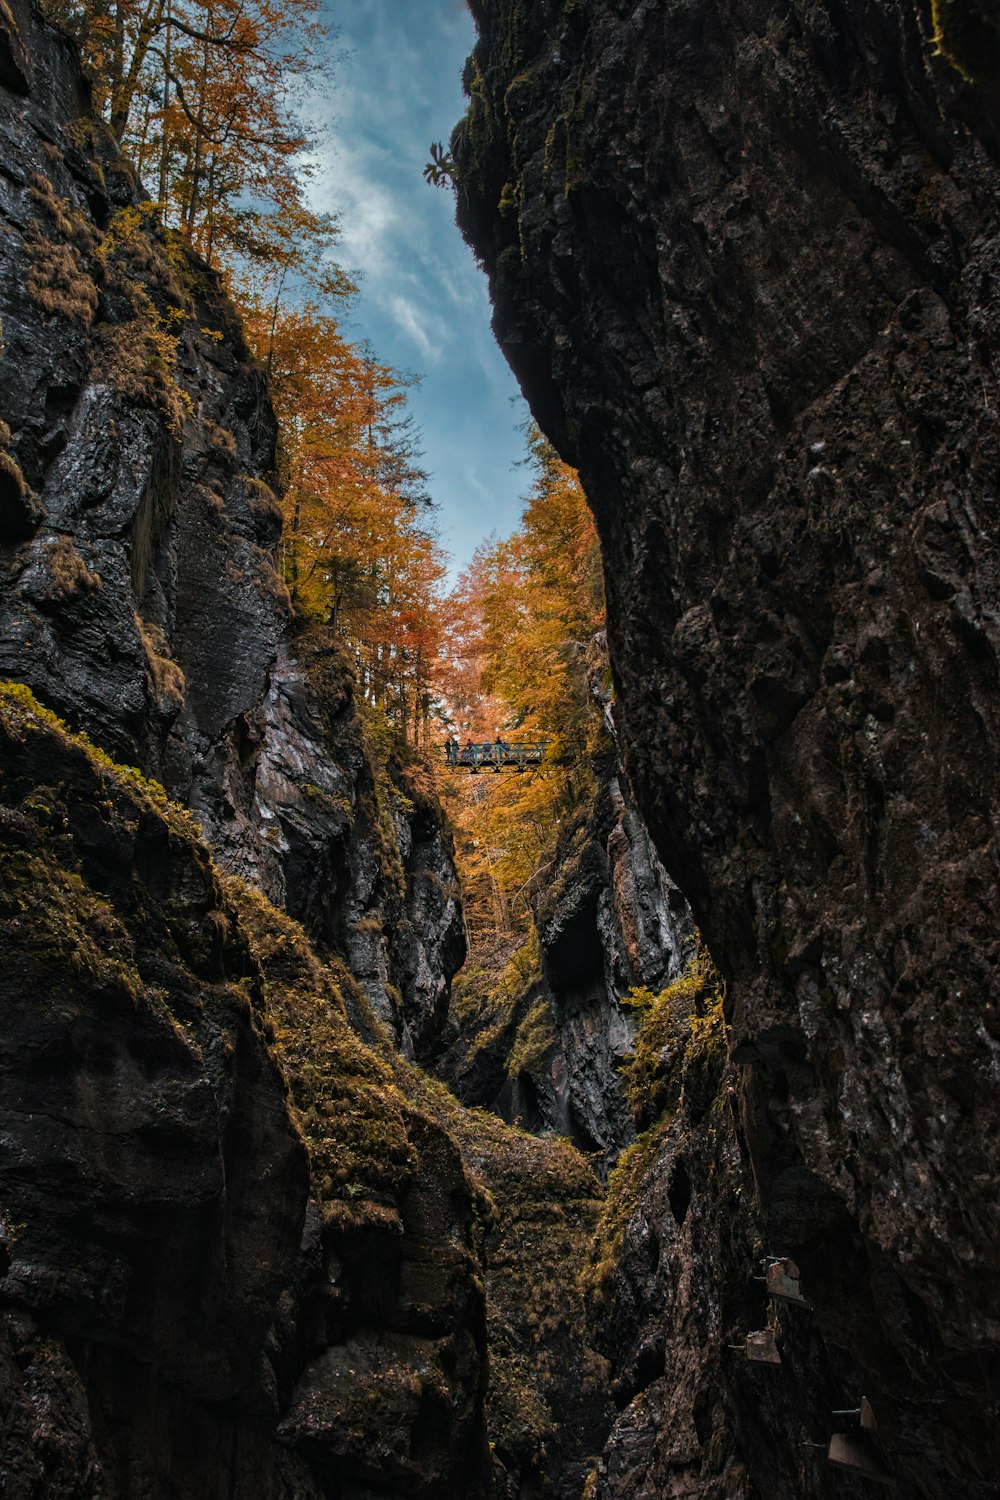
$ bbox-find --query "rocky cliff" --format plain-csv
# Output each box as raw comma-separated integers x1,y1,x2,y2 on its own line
0,6,615,1495
441,694,695,1167
0,683,490,1500
455,0,1000,1494
0,0,462,1056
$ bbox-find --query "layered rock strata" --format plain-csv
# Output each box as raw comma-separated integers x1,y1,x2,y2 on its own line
455,0,1000,1493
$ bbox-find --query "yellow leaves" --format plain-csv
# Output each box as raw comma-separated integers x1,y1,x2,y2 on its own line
239,296,446,742
438,430,605,938
52,0,331,278
620,947,727,1123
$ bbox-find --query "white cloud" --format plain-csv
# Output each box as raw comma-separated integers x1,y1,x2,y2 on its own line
295,1,531,572
388,294,447,364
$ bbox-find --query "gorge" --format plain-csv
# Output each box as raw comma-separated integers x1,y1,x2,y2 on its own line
1,0,999,1497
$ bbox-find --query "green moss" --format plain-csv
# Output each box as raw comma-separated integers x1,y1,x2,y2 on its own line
619,949,727,1127
582,954,731,1319
0,681,200,843
579,1117,672,1313
299,781,350,819
64,116,112,188
449,930,540,1078
506,995,556,1080
225,878,422,1212
0,448,28,500
394,1067,609,1484
500,0,531,77
496,243,523,283
0,843,142,1003
498,178,520,219
0,683,255,1047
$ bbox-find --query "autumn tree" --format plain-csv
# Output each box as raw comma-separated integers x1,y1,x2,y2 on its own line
437,430,606,938
238,295,446,749
45,0,449,755
46,0,327,271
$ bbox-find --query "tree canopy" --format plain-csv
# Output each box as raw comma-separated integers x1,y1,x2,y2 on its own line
435,432,606,938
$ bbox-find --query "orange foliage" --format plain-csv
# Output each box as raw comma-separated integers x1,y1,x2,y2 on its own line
436,431,606,938
49,0,332,275
240,297,446,747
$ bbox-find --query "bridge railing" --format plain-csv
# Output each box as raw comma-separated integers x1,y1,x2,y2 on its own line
443,740,550,771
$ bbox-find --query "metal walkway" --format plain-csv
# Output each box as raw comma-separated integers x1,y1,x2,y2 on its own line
443,740,548,772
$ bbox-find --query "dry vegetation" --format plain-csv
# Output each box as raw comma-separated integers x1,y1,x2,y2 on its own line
135,615,185,711
44,535,102,599
0,447,27,501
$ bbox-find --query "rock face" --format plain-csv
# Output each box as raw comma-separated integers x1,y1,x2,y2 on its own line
0,686,488,1500
456,0,1000,1493
0,8,477,1496
0,685,311,1498
0,0,462,1052
537,762,694,1154
441,723,694,1166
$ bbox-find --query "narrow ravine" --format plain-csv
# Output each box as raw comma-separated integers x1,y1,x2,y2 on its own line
1,0,998,1497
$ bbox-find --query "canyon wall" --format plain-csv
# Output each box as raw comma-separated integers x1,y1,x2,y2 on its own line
0,8,622,1495
455,0,1000,1494
0,0,462,1055
441,674,695,1165
0,7,486,1493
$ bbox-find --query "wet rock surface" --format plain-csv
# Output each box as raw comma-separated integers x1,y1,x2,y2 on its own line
0,10,474,1495
0,0,462,1055
533,765,695,1158
0,689,486,1500
0,687,312,1497
440,744,694,1167
457,0,1000,1493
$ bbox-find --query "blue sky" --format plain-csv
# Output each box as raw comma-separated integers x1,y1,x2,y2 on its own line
306,0,530,578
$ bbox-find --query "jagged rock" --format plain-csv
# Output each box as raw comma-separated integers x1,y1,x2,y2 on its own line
456,0,1000,1492
0,11,476,1495
0,0,463,1053
441,748,693,1165
276,1119,487,1496
0,684,489,1500
0,685,311,1494
0,0,30,94
534,769,695,1158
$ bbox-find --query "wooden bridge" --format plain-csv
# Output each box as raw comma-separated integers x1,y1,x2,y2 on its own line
443,739,549,772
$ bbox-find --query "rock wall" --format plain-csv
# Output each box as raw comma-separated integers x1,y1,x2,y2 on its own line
0,685,489,1500
0,7,479,1495
0,0,462,1053
0,11,618,1499
440,667,694,1166
517,761,694,1158
455,0,1000,1494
